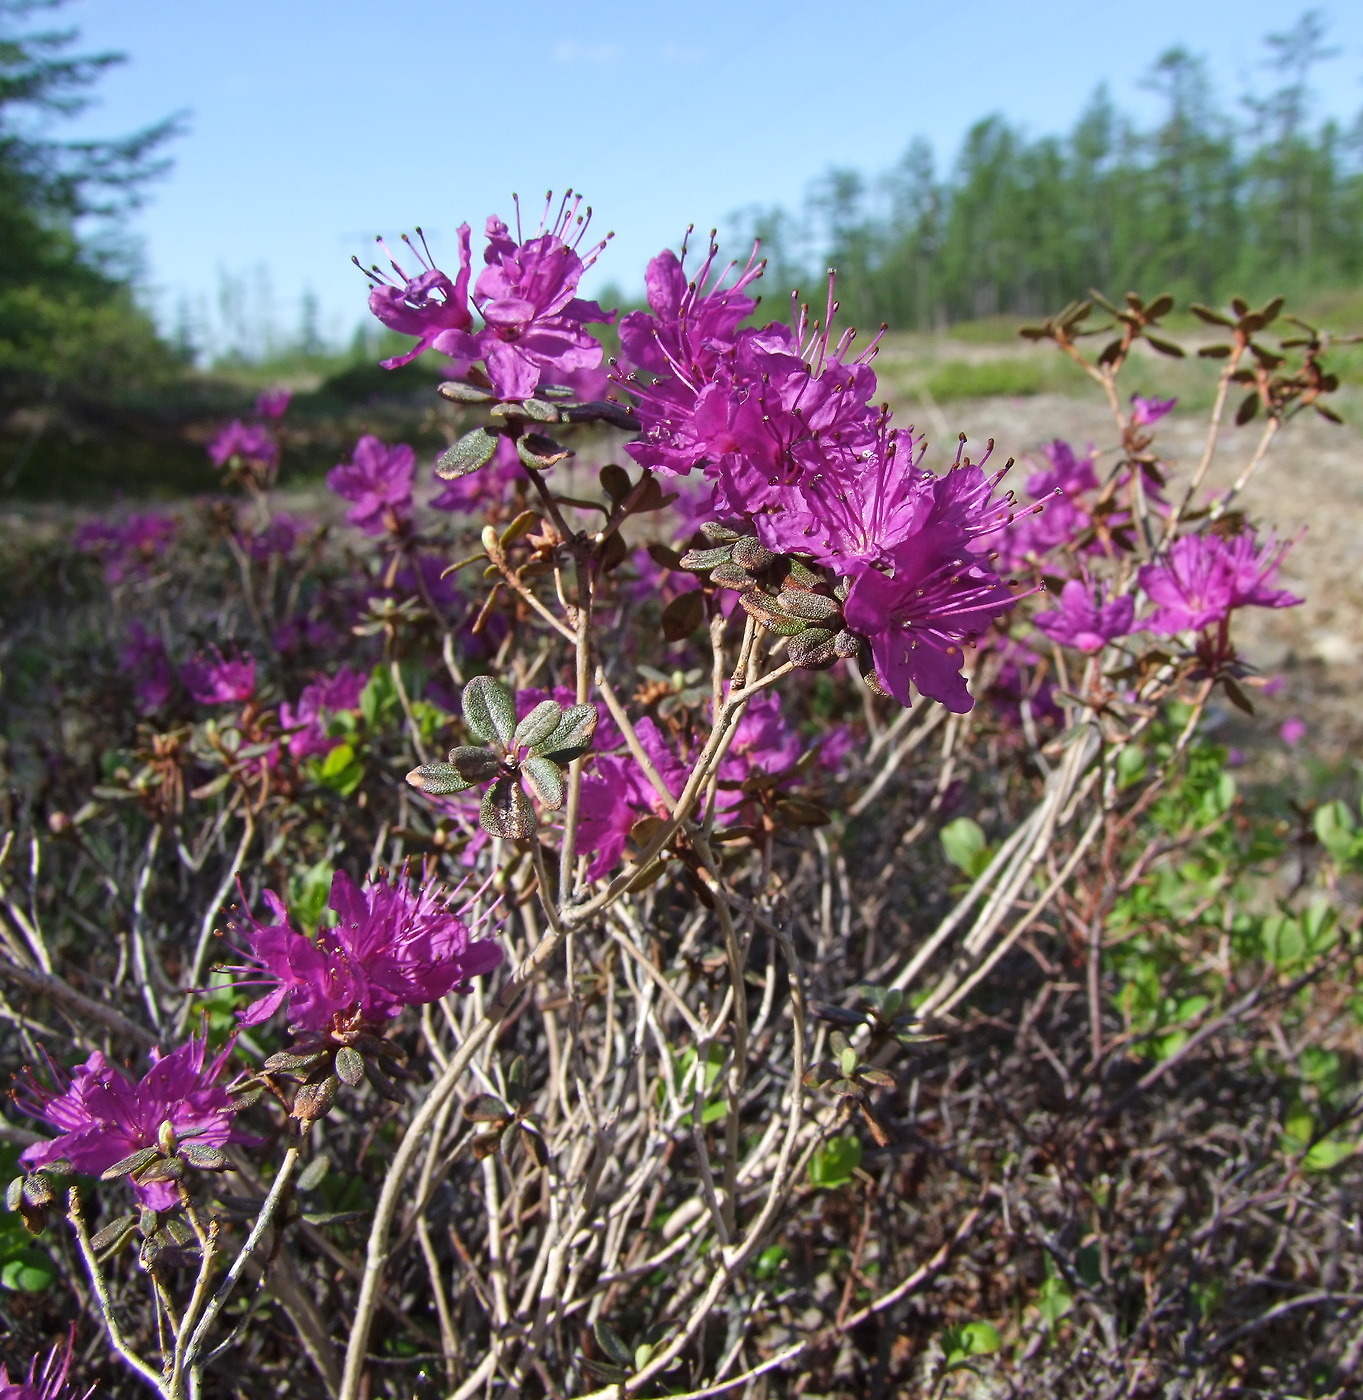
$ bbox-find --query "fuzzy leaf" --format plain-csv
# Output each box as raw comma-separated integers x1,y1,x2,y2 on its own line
480,776,538,839
436,427,499,480
101,1147,161,1181
710,560,753,590
334,1045,366,1086
405,762,472,796
1235,392,1260,426
534,703,598,763
463,676,517,748
787,629,838,669
292,1076,339,1122
136,1156,186,1184
513,699,563,752
91,1213,138,1255
517,432,572,471
522,756,566,810
678,544,735,571
776,589,842,622
1145,335,1185,358
731,536,776,570
362,1058,406,1103
297,1155,330,1193
436,378,496,404
179,1143,229,1171
595,1320,633,1368
466,1094,512,1125
449,746,502,783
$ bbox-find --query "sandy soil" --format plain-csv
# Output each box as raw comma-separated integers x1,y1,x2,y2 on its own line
912,389,1363,757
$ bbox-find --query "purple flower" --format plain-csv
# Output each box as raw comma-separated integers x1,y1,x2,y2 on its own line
208,421,278,470
708,325,881,525
0,1333,90,1400
273,614,340,655
753,413,934,570
1280,716,1307,746
181,648,256,705
841,463,1022,711
1131,393,1176,426
121,623,173,714
248,513,301,560
327,436,415,535
1138,531,1301,636
466,195,613,400
618,235,764,477
19,1037,239,1211
362,226,474,370
73,511,177,584
280,667,367,759
721,689,803,785
228,870,503,1033
991,439,1099,568
255,387,292,419
1033,578,1136,653
816,724,856,774
577,755,641,880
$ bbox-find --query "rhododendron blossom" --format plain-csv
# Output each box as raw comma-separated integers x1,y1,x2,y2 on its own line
228,870,502,1032
208,420,278,470
19,1037,239,1210
327,436,415,535
182,648,256,705
1138,531,1301,635
0,1334,89,1400
255,387,292,419
1034,578,1136,653
361,226,474,370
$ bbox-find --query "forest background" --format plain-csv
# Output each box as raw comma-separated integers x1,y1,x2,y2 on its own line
2,3,1363,495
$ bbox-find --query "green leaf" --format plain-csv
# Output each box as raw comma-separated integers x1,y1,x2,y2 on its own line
449,746,501,783
1036,1275,1073,1327
359,668,396,727
594,1320,633,1368
534,703,598,763
943,1320,1001,1368
1,1251,54,1292
521,756,565,810
334,1046,365,1086
513,699,563,753
436,427,499,480
940,817,992,878
1305,1138,1356,1173
316,743,364,797
754,1244,788,1280
101,1147,161,1180
405,762,472,796
808,1135,862,1189
479,776,537,839
463,676,517,749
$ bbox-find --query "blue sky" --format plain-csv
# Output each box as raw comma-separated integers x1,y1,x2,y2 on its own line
55,0,1363,355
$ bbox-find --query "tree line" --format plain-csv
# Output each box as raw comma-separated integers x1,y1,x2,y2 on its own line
731,12,1363,329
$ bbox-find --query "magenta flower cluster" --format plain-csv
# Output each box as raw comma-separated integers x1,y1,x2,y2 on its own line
613,246,1027,710
73,511,177,585
19,1037,239,1211
0,1335,88,1400
362,193,612,400
228,869,503,1033
326,436,415,536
